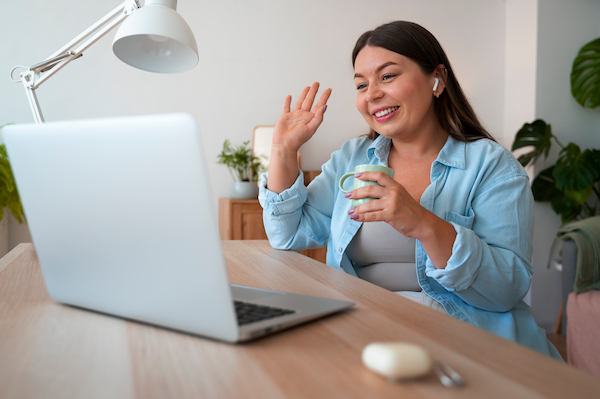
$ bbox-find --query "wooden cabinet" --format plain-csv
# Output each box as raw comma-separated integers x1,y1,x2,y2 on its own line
219,197,326,263
218,170,327,263
219,198,267,240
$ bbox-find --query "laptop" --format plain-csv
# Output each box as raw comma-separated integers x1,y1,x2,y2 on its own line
2,113,354,343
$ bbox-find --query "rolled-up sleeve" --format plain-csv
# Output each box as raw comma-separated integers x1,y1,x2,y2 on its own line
259,166,334,251
426,174,534,312
259,171,307,250
259,171,307,217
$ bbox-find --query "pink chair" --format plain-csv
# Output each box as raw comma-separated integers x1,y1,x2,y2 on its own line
566,290,600,376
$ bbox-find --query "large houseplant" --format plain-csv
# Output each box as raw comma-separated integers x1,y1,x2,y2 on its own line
0,124,25,224
512,38,600,224
217,139,264,199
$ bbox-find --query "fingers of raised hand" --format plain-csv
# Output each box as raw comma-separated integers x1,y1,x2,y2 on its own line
301,82,320,111
293,86,311,111
290,83,331,113
282,95,292,114
315,88,332,110
305,88,332,126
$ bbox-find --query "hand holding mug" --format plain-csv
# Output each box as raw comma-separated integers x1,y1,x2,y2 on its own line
340,165,425,239
339,164,394,207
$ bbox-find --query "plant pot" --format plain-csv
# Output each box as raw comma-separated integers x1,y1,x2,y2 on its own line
229,181,259,199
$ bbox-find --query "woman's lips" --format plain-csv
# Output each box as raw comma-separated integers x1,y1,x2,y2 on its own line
373,106,399,123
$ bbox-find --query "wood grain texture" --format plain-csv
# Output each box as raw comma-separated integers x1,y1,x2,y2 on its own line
218,198,267,240
1,242,599,399
218,197,232,240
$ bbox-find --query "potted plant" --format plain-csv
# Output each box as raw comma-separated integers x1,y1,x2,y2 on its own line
217,139,264,199
0,125,25,223
512,120,599,223
511,37,600,224
0,124,26,256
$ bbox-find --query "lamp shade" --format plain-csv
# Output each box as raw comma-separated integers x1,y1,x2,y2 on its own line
112,1,198,73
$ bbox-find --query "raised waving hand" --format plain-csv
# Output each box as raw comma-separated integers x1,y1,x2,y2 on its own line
267,82,332,193
273,82,331,151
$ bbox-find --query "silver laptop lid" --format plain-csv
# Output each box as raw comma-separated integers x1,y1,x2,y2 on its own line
3,113,239,342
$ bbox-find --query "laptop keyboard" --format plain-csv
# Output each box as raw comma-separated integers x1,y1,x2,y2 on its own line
234,300,296,326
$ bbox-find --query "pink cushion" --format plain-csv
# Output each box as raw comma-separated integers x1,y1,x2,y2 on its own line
566,290,600,376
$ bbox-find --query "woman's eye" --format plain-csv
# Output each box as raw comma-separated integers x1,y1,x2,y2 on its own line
356,84,367,90
382,74,395,81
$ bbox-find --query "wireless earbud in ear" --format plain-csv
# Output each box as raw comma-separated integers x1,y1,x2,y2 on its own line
433,77,439,92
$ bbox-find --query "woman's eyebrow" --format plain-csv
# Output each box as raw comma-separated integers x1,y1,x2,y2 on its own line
354,62,399,79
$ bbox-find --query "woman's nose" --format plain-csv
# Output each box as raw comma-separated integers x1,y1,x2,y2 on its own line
366,86,383,102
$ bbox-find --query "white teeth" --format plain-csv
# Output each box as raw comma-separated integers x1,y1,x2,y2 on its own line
374,107,399,117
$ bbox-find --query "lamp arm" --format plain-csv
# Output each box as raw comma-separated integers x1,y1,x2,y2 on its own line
16,0,140,123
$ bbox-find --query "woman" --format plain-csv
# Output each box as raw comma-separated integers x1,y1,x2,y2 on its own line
259,21,561,359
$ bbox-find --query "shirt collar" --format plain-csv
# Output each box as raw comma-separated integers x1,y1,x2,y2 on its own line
366,135,392,164
366,134,466,169
435,136,466,169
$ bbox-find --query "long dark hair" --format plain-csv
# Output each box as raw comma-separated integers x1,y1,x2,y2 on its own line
352,21,495,142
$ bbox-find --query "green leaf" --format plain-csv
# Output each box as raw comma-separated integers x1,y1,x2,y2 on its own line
0,135,25,223
553,143,600,192
564,185,593,205
551,196,582,224
216,139,264,182
531,162,598,223
532,166,582,223
511,120,553,167
531,166,561,202
571,38,600,108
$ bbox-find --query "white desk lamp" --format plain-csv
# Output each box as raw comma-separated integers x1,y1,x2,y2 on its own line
11,0,198,124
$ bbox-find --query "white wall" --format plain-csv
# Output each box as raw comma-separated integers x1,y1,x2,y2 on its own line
504,0,538,306
529,0,600,330
503,0,538,150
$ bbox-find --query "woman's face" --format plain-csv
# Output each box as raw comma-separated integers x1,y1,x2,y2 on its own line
353,46,439,140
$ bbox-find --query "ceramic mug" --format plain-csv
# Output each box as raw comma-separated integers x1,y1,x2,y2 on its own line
338,164,394,207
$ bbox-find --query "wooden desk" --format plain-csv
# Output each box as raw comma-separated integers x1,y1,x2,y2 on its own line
1,242,599,398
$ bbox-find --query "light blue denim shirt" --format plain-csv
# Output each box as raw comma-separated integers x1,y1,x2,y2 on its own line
259,135,561,360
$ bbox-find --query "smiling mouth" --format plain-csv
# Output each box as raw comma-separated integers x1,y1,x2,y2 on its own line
373,106,399,118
